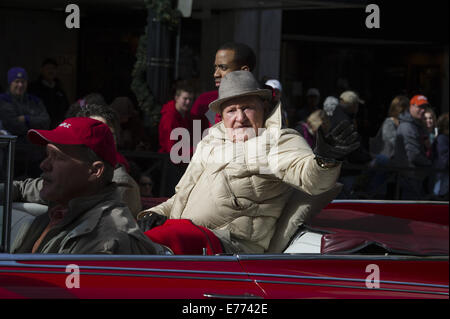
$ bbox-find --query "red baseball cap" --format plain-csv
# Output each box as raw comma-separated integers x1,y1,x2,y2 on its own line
410,95,429,107
27,117,118,167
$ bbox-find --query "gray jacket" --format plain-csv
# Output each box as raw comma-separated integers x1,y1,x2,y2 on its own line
113,165,142,219
11,181,164,254
370,117,398,159
393,110,431,179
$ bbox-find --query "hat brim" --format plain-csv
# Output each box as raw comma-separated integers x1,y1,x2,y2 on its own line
208,89,272,113
27,129,81,146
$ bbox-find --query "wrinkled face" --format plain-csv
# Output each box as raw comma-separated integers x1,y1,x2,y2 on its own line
9,79,27,96
39,143,93,205
214,49,247,88
410,103,426,120
221,95,265,143
41,63,57,82
424,112,435,129
175,91,194,115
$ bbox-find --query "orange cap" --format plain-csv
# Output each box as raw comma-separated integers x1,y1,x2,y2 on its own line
410,95,429,107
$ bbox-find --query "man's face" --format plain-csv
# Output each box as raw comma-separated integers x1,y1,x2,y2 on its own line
175,91,194,114
41,63,57,82
214,49,246,88
9,79,27,96
39,143,93,205
221,95,265,142
410,103,426,120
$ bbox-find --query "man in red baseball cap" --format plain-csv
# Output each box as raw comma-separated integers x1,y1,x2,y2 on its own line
11,117,166,254
409,95,430,121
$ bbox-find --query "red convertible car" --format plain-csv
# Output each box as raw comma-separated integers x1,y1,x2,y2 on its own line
0,136,448,299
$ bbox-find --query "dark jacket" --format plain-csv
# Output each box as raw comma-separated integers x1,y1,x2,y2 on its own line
28,78,70,129
433,134,449,170
0,92,50,139
393,110,431,180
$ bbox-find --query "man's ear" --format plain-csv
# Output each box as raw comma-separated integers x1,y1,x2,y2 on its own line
88,161,105,181
240,65,250,71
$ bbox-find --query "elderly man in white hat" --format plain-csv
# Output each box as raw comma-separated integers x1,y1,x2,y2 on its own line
138,71,359,254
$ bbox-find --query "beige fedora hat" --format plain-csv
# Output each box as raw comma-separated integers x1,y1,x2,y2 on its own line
208,71,272,113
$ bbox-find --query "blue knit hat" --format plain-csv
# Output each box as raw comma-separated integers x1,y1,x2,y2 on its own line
7,67,28,84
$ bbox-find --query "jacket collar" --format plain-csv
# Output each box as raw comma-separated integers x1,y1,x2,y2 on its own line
54,183,118,230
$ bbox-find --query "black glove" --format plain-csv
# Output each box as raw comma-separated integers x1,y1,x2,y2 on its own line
137,212,168,232
314,120,360,161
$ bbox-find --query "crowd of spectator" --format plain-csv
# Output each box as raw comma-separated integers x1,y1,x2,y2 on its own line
1,53,448,204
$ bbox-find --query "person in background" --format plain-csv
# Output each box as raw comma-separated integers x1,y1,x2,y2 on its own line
370,95,410,163
393,95,432,199
432,113,449,199
329,90,371,197
297,88,320,122
109,96,150,151
322,96,339,117
264,79,289,128
28,58,70,129
65,92,108,118
139,174,156,210
190,42,257,128
295,109,330,149
367,95,409,197
423,106,438,158
158,81,195,196
0,67,50,178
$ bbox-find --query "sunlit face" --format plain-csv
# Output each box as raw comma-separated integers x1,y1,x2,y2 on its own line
9,79,27,96
39,144,93,205
424,112,435,129
410,103,426,120
175,91,194,115
221,95,265,143
214,49,248,88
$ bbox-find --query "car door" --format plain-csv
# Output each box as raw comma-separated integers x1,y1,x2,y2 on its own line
238,254,449,299
0,253,265,299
